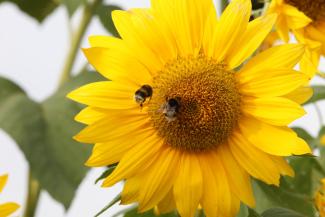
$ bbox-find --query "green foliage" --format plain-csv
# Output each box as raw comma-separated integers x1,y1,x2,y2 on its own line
261,208,306,217
305,85,325,105
248,208,260,217
60,0,86,16
0,71,103,209
237,204,249,217
96,4,122,37
0,0,58,22
253,178,315,216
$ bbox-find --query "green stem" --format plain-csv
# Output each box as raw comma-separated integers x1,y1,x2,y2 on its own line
59,0,103,86
24,173,41,217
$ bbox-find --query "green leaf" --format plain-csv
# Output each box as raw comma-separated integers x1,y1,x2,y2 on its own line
253,179,315,216
61,0,86,16
305,85,325,104
122,208,177,217
96,4,122,37
237,204,249,217
261,208,306,217
0,77,24,106
95,164,117,184
0,0,58,22
248,208,261,217
0,71,103,208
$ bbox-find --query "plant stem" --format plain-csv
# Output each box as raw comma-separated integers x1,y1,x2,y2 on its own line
24,173,41,217
59,0,103,86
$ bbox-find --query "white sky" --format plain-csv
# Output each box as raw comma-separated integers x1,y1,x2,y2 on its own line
0,1,324,217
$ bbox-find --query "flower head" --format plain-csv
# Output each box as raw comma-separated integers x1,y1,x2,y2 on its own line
68,0,312,216
0,174,19,217
269,0,325,77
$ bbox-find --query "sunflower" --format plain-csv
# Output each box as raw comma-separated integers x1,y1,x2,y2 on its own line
268,0,325,77
0,174,19,217
68,0,312,216
315,178,325,217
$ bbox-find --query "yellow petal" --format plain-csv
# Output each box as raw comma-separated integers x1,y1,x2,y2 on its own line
199,153,219,217
228,14,277,68
138,147,180,212
281,4,312,29
0,202,19,217
67,81,137,109
112,10,164,72
151,0,215,56
74,107,107,125
202,2,218,57
83,47,152,85
269,156,294,177
121,175,142,204
218,145,255,207
241,97,306,126
229,132,281,185
0,174,8,193
209,153,234,217
239,44,305,76
155,190,176,215
284,86,313,104
275,16,290,43
102,135,163,187
74,113,149,143
212,0,251,62
173,153,202,217
88,35,118,48
126,9,178,65
237,69,309,97
85,128,155,167
239,116,311,156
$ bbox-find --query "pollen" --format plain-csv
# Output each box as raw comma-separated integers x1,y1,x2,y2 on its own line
285,0,325,22
148,55,241,152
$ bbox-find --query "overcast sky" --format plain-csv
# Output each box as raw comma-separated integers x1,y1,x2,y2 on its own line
0,1,324,217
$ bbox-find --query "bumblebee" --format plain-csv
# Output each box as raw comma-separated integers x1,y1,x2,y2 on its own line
162,97,181,122
134,84,153,107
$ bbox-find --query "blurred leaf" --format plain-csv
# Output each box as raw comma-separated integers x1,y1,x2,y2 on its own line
0,0,58,22
96,4,121,37
305,85,325,104
248,208,261,217
284,157,325,196
95,194,121,217
95,164,117,184
253,179,315,216
122,208,177,217
0,71,103,208
261,207,305,217
60,0,86,16
0,77,24,106
237,204,249,217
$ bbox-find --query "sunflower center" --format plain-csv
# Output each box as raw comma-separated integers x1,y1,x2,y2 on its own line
285,0,325,22
148,55,241,152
